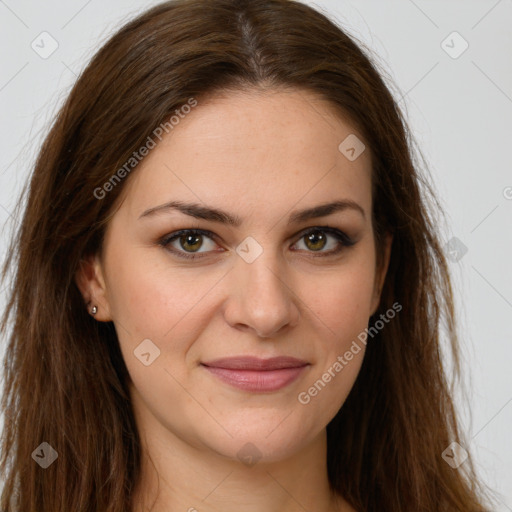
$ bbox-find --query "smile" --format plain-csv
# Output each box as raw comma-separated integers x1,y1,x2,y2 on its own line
200,356,310,392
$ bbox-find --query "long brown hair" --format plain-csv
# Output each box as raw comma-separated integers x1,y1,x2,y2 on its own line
0,0,495,510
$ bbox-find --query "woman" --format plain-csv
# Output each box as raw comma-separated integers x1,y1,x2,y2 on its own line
0,0,495,510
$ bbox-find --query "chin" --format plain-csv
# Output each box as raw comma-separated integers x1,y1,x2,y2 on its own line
198,419,318,466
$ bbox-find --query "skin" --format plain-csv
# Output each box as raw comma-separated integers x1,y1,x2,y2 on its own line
76,87,392,512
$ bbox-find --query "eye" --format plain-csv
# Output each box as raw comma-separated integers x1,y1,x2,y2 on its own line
159,229,220,260
291,226,356,257
159,226,356,260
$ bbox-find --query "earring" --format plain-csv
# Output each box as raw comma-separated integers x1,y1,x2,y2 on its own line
90,305,98,315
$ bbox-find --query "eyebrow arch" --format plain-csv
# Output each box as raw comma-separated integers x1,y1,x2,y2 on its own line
138,199,366,226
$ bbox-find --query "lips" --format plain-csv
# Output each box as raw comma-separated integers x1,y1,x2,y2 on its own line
200,356,309,392
201,356,308,371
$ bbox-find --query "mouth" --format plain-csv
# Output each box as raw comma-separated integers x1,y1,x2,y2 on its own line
200,356,310,392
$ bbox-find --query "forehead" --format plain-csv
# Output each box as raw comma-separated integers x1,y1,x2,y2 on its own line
115,87,372,223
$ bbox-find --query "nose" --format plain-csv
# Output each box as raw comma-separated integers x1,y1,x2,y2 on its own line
222,251,301,338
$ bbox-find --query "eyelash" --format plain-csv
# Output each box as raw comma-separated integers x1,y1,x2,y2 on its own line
158,226,356,261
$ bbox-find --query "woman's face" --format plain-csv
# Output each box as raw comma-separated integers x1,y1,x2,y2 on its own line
79,88,391,464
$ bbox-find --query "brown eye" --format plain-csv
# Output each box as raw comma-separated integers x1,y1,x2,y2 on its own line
160,229,220,260
178,233,203,252
292,227,355,257
159,226,356,261
303,230,328,251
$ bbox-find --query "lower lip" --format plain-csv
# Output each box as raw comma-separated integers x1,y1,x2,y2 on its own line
201,365,308,392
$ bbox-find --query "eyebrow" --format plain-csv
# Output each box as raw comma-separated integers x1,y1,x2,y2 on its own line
138,199,366,226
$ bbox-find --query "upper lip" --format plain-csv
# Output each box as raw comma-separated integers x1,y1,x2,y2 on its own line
201,356,309,371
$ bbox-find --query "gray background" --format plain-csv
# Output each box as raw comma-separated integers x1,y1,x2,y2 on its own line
0,0,511,508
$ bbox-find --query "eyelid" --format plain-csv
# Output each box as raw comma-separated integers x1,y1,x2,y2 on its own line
159,225,356,260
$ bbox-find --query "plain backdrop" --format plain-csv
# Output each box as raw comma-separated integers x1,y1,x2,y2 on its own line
0,0,511,508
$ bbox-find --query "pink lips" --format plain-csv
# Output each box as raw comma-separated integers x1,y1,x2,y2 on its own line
201,356,309,392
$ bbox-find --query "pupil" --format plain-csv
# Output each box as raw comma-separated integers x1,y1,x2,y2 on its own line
182,234,202,251
306,231,326,251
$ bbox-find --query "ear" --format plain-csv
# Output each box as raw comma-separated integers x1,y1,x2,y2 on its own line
370,232,393,316
74,252,112,322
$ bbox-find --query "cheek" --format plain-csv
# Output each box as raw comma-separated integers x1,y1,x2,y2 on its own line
106,247,215,336
294,265,374,421
296,249,376,407
304,261,376,342
105,250,228,389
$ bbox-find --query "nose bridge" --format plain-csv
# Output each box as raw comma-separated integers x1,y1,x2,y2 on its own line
224,240,299,337
240,248,284,298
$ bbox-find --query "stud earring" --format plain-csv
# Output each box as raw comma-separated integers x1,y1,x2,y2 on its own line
90,305,98,315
